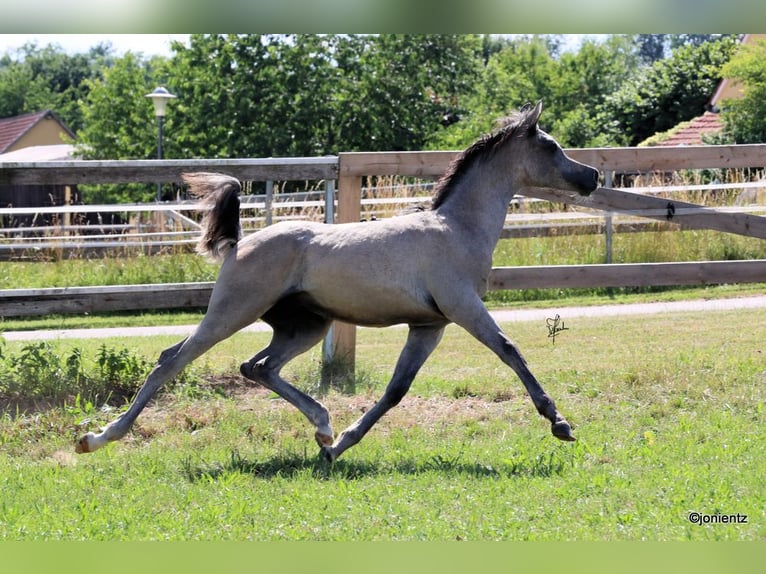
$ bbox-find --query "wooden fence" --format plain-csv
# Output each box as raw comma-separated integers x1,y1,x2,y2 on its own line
327,146,766,365
2,146,766,373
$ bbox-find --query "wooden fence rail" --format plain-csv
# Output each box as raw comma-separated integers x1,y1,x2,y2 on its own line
2,259,764,319
0,282,213,317
0,157,338,185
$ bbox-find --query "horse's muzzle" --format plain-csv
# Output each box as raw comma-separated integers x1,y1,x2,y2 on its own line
566,164,600,196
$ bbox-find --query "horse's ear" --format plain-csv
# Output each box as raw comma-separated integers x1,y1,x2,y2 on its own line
527,101,543,132
519,101,542,134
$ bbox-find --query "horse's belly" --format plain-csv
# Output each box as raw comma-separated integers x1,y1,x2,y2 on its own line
304,282,445,327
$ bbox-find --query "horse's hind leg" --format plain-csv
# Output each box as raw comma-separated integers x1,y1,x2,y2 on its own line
75,317,239,454
240,306,334,447
322,324,445,462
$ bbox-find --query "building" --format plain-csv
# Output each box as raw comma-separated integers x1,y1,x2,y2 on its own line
0,109,75,154
0,110,78,227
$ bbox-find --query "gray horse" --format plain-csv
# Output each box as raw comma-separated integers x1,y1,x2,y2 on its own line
76,102,599,461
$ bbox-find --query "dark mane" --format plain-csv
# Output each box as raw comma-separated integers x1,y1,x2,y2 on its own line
430,109,530,210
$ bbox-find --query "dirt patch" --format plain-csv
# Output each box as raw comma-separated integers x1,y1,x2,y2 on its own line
118,379,526,448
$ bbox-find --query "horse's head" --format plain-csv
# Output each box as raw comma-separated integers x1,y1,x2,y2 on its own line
513,101,599,196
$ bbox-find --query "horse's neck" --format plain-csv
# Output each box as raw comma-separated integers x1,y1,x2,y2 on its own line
435,169,514,253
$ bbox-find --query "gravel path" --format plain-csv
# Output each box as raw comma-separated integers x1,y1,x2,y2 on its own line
3,295,766,342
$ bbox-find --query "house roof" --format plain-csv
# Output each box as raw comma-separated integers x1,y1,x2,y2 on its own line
0,110,75,154
649,111,724,147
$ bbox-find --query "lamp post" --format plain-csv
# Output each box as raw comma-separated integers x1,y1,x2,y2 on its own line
145,86,176,201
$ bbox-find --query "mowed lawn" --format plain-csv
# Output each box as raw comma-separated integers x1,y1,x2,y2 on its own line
0,304,764,540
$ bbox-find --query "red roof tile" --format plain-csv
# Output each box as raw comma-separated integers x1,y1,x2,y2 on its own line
654,111,724,147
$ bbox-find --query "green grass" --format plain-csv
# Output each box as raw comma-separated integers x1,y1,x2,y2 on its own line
0,306,763,540
0,251,219,290
0,310,208,332
1,213,764,540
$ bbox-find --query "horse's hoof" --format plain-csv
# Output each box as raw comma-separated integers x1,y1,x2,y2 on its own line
75,433,95,454
552,420,576,442
314,430,334,448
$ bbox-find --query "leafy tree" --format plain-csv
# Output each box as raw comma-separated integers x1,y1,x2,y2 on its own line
427,35,637,150
552,35,639,147
0,60,54,119
338,34,482,152
0,42,112,130
167,34,285,159
77,52,164,161
167,34,357,159
427,36,557,149
635,34,669,64
670,34,737,50
75,52,167,202
480,34,512,64
633,34,734,65
718,39,766,143
167,34,481,156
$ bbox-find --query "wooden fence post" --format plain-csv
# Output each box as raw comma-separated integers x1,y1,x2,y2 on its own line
604,171,613,264
326,172,362,378
264,180,274,226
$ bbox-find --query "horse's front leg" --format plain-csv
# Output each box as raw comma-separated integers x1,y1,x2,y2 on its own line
445,297,575,442
322,324,445,462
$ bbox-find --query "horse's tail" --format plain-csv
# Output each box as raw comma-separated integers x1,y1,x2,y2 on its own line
183,172,242,261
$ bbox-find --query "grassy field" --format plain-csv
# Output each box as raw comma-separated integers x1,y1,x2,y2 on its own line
0,304,763,540
1,201,765,541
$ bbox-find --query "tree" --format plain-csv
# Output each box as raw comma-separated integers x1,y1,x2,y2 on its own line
167,34,481,156
718,39,766,143
427,35,557,150
75,52,165,202
552,35,639,147
168,34,283,159
0,59,54,119
670,34,736,50
632,35,733,65
77,52,163,161
166,34,353,159
427,35,639,150
339,34,482,152
0,42,112,130
635,34,669,64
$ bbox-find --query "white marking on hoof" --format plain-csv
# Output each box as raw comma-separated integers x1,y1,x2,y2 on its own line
314,426,334,447
75,432,96,454
75,431,107,454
